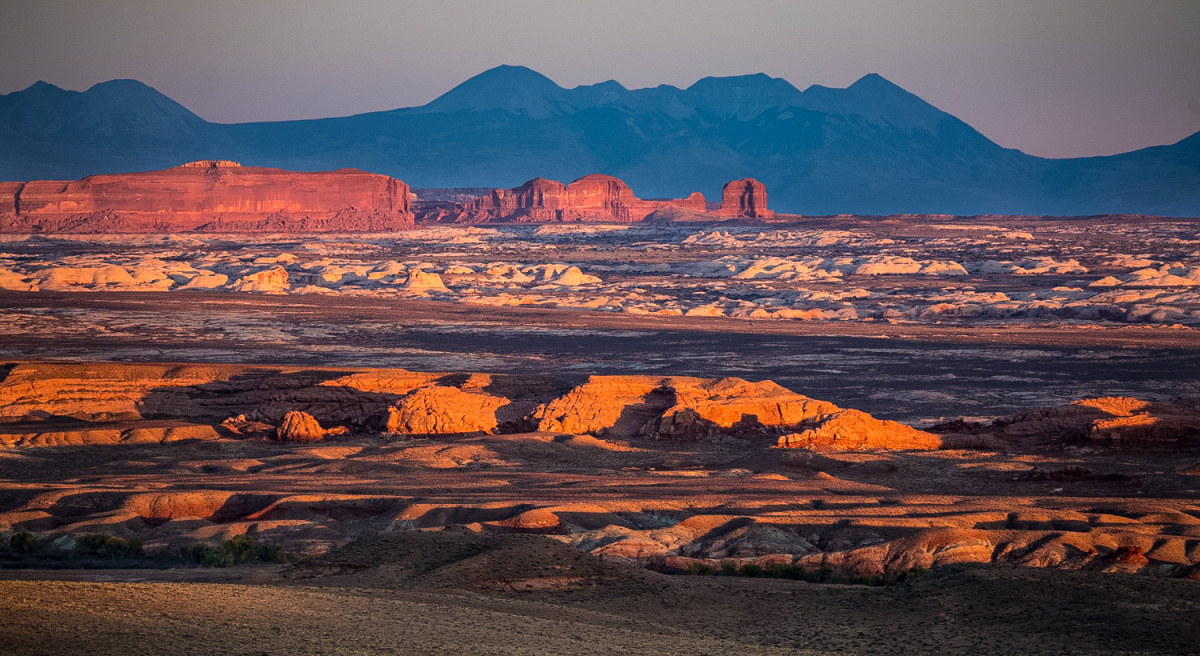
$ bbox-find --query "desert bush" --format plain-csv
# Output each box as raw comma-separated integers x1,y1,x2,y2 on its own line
9,531,36,554
685,562,715,576
188,534,289,567
681,559,929,585
740,563,763,577
73,534,143,560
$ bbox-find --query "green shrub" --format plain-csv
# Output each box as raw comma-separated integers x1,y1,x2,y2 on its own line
9,531,36,554
188,535,289,567
681,560,929,585
685,562,715,576
764,562,808,580
72,535,143,560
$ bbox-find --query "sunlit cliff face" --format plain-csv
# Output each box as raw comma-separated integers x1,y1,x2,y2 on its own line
0,163,413,232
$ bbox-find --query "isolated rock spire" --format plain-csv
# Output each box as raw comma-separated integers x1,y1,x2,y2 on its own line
718,178,774,219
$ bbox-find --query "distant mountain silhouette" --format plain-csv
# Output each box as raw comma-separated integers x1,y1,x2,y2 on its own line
2,65,1197,215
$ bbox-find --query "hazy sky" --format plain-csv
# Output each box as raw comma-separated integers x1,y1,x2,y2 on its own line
2,0,1197,158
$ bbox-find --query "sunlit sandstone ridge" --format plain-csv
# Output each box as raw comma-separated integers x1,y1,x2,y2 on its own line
4,361,1200,580
415,174,767,223
0,160,415,233
0,162,777,230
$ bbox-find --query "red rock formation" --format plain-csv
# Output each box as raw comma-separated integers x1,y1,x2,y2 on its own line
671,191,707,212
931,396,1200,449
0,160,415,233
387,386,511,435
458,177,569,223
276,411,327,443
0,182,21,215
717,178,774,218
417,174,705,224
532,374,939,449
563,174,648,222
774,409,942,451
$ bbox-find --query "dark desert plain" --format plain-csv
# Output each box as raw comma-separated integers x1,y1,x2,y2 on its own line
4,4,1200,651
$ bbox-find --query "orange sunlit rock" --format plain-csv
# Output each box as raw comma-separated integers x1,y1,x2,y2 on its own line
0,160,415,233
717,177,774,218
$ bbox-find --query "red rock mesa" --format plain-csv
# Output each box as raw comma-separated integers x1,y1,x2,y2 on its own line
419,174,706,223
717,178,774,219
0,160,415,233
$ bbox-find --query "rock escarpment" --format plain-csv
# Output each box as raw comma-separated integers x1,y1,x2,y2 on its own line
416,174,707,224
0,362,936,450
0,160,415,233
531,375,938,449
11,361,1197,453
932,396,1200,449
386,386,511,435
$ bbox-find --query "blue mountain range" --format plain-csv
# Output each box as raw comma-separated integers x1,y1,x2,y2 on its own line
1,65,1197,215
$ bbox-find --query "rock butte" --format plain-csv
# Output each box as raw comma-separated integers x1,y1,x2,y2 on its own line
0,160,414,233
716,178,774,219
416,174,768,223
1,163,776,231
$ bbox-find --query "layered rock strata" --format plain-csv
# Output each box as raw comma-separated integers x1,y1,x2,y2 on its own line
417,174,706,223
0,160,415,233
5,360,1200,581
0,362,936,450
931,396,1200,449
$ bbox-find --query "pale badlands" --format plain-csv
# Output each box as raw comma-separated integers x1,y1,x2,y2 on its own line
2,216,1200,325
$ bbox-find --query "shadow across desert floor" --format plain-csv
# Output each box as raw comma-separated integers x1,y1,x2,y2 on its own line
3,536,1200,655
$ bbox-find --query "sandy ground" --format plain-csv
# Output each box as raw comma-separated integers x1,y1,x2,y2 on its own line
3,559,1199,655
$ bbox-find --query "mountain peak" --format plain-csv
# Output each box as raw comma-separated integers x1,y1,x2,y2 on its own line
798,73,946,132
419,65,568,117
23,80,65,93
85,78,161,94
684,73,803,120
849,72,892,88
687,72,798,94
471,65,558,86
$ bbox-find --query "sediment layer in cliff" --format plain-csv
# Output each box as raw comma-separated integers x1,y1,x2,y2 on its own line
0,160,415,233
416,174,709,224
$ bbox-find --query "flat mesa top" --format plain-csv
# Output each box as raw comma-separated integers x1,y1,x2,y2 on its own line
179,160,242,168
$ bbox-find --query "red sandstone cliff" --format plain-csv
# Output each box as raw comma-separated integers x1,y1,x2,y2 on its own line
717,178,774,219
0,160,415,233
418,174,706,224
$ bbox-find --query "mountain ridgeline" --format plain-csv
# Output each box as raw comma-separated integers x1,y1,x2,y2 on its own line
1,65,1197,215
